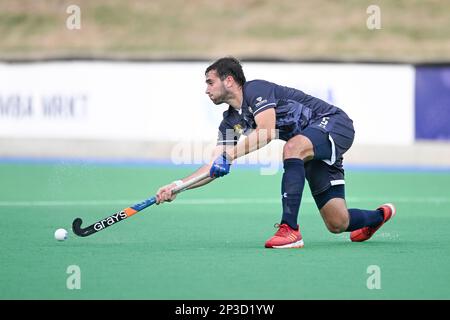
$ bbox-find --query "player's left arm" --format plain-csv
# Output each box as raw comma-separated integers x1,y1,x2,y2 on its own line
209,108,276,178
227,107,276,161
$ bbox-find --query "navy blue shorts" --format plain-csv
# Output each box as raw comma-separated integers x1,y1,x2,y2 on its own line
299,111,355,196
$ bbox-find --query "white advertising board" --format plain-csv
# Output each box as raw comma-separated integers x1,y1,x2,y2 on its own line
0,62,414,145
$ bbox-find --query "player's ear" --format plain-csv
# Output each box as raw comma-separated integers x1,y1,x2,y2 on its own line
225,75,234,87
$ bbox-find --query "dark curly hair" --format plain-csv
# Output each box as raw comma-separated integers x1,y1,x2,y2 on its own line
205,57,246,87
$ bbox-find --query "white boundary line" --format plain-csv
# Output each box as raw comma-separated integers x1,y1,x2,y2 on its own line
0,197,449,207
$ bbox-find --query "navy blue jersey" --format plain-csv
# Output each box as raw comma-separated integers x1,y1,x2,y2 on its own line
217,80,343,145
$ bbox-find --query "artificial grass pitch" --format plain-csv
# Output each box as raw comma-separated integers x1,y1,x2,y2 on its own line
1,163,449,299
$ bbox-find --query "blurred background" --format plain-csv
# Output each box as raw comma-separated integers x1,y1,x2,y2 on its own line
2,0,450,301
0,0,449,167
1,0,449,61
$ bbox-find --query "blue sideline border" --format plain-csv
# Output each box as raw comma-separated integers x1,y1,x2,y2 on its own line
1,156,450,173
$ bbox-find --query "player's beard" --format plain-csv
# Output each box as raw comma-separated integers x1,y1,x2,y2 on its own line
211,85,233,105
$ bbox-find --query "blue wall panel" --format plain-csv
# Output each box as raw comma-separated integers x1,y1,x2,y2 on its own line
415,67,450,140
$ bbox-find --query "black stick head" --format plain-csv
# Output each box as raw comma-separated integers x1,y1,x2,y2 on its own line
72,218,93,237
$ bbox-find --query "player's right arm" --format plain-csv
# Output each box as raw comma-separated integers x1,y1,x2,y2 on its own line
155,144,233,204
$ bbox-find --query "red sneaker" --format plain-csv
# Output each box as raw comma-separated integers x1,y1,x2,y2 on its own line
265,223,304,249
350,203,396,242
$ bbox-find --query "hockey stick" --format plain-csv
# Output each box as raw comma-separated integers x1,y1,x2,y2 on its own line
72,171,210,237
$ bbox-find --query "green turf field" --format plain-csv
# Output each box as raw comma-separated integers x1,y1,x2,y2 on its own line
1,162,450,299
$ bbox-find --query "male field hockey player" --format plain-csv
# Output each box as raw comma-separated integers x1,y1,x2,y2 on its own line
156,57,396,249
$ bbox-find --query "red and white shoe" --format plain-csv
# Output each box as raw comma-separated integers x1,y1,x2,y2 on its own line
265,223,304,249
350,203,396,242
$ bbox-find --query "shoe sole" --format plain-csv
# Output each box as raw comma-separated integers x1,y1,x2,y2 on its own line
269,239,304,249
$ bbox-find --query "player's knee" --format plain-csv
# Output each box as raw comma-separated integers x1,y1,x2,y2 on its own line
283,136,313,160
323,213,348,234
320,198,348,233
283,141,295,158
325,221,347,234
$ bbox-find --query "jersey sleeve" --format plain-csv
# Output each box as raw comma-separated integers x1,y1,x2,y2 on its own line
245,80,277,116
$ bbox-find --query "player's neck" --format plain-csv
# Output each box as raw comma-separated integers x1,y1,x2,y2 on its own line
227,87,243,111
